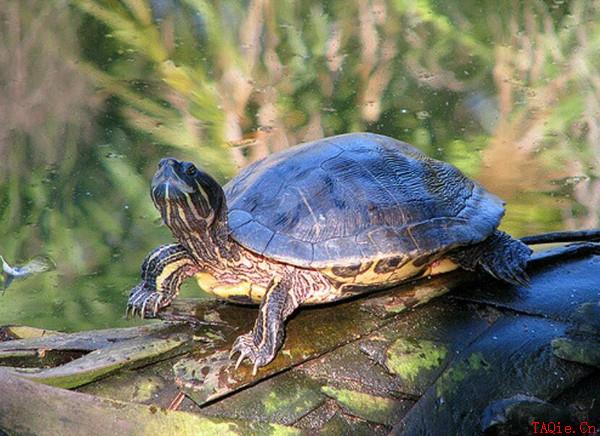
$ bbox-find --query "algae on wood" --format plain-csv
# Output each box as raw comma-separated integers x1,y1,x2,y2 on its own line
9,334,191,388
1,322,195,388
0,322,186,352
0,369,298,435
552,337,600,368
167,272,465,406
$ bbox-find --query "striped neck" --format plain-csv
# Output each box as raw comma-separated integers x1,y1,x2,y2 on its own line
174,207,237,269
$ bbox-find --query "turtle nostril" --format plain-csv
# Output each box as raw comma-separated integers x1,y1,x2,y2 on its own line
159,158,177,169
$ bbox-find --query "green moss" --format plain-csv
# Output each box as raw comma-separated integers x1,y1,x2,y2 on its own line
321,386,396,425
385,338,448,382
467,352,489,370
144,416,239,436
263,390,280,414
435,352,490,398
262,388,318,417
552,337,600,368
6,325,60,339
204,311,223,323
572,303,600,335
266,424,302,436
144,410,300,436
15,336,188,389
131,377,163,403
19,361,127,388
384,302,407,313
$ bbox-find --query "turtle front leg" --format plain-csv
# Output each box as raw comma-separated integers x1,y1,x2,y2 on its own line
127,243,198,318
230,276,301,375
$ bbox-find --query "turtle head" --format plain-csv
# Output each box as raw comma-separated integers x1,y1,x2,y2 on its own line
151,158,225,236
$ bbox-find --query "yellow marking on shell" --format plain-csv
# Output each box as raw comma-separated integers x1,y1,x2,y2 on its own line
194,272,219,291
322,256,459,287
155,259,192,290
385,257,458,282
321,260,386,285
194,272,265,302
354,261,387,284
419,258,458,277
385,259,427,283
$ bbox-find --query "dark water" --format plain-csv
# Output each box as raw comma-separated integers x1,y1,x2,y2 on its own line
1,0,598,331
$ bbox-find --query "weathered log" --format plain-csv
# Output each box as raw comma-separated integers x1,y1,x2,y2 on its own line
0,369,298,435
0,241,599,434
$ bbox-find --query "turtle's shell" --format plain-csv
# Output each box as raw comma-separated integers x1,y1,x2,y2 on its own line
224,133,504,269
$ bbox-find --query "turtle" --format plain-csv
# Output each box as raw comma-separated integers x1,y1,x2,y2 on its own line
126,132,531,374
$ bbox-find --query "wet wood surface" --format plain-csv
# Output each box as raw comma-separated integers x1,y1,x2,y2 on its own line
1,242,599,435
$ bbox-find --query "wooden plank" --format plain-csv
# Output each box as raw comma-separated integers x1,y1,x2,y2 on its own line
7,334,192,389
0,369,299,435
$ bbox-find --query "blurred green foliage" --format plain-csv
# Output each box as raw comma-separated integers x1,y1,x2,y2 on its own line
1,0,599,330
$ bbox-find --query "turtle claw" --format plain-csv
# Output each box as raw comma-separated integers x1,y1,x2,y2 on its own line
153,295,163,316
232,351,259,375
126,283,170,319
125,303,137,319
230,333,257,371
235,353,246,370
140,300,148,319
229,332,275,375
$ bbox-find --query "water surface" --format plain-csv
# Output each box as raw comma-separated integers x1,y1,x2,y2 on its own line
1,0,598,331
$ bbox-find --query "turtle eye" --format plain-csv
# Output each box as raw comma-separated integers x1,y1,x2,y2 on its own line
185,164,197,176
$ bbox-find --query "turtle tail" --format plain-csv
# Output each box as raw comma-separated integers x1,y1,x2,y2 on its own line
449,231,532,286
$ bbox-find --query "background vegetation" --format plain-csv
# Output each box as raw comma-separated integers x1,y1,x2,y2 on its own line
1,0,599,330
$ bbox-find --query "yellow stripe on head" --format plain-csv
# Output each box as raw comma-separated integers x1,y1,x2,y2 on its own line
194,179,210,205
164,183,172,225
185,192,205,223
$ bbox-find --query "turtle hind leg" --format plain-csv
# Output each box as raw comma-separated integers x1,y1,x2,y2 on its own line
449,231,532,286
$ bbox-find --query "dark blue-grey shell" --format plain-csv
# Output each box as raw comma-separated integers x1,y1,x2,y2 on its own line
224,133,504,269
